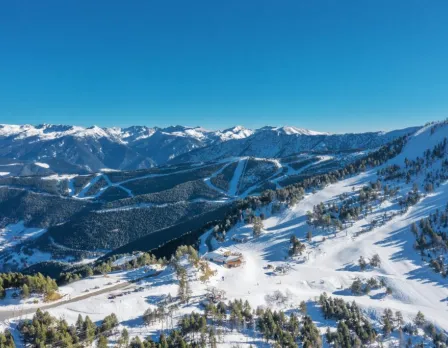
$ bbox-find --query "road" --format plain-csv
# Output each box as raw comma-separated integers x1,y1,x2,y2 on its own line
0,271,162,322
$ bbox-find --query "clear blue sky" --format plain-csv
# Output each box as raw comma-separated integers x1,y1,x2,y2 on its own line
1,1,447,132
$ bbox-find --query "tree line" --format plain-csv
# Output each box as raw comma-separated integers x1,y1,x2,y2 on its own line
19,309,119,348
0,272,58,300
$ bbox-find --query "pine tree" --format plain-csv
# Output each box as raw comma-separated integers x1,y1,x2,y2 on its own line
130,336,144,348
307,230,312,242
414,311,425,327
299,300,307,314
358,256,367,271
75,314,84,336
143,308,153,327
21,284,30,299
370,254,381,267
117,328,129,348
97,335,108,348
350,278,363,295
253,216,263,237
382,308,394,336
86,267,94,277
83,316,96,344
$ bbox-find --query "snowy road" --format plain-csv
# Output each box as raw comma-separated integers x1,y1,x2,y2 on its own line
0,271,162,322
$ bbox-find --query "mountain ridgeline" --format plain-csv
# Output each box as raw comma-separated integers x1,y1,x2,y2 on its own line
0,123,419,174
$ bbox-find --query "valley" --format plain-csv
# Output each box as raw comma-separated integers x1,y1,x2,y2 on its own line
0,149,367,273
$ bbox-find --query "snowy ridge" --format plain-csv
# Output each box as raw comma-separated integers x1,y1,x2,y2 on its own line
0,123,254,143
172,124,421,164
0,122,421,172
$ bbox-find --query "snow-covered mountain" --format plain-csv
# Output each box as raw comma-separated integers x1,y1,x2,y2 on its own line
171,125,421,163
0,124,254,173
0,123,420,173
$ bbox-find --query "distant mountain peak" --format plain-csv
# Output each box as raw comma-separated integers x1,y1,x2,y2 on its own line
279,126,329,136
257,125,329,136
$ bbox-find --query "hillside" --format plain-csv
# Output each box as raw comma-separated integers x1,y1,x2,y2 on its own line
0,121,447,347
171,126,419,164
0,149,368,273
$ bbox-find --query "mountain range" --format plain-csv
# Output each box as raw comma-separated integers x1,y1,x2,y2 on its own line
0,123,420,175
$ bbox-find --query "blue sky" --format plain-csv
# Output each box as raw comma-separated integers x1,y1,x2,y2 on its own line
1,1,447,133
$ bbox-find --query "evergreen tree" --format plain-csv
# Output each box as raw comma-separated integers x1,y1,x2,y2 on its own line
299,301,307,314
75,314,84,337
358,256,367,271
414,311,426,327
21,284,30,299
307,230,312,242
253,216,263,237
117,328,129,348
97,335,108,348
370,254,381,267
382,308,394,336
83,316,96,343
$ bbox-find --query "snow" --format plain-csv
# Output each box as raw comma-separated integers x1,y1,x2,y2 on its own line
270,155,332,189
1,249,54,273
1,121,447,346
112,253,143,267
199,227,214,255
0,172,10,176
216,126,254,141
102,173,134,198
390,121,448,164
206,157,278,198
0,124,122,142
237,158,283,197
57,267,159,298
201,170,448,335
41,174,77,181
76,173,103,198
228,159,247,196
0,222,51,271
34,162,49,168
277,126,330,136
0,222,47,253
99,168,120,172
161,126,215,140
4,164,442,345
74,162,242,200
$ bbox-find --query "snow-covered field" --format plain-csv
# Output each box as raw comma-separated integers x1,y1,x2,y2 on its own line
0,222,46,253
